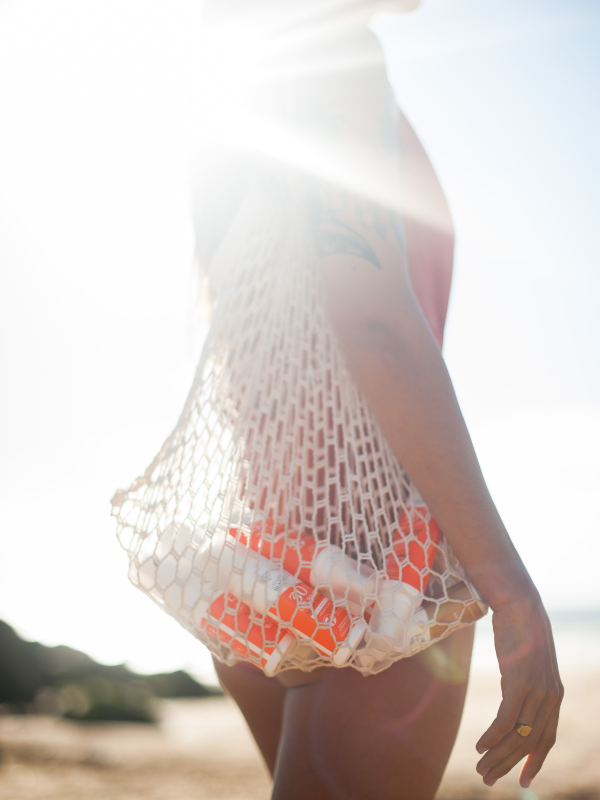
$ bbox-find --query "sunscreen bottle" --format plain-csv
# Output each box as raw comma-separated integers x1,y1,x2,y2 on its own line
369,580,488,652
231,510,440,614
229,522,377,615
198,592,295,676
196,532,367,665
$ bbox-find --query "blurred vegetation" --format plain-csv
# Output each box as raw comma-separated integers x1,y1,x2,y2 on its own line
0,620,221,723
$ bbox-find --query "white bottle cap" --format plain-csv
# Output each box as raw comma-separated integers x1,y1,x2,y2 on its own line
292,643,320,665
332,617,368,666
368,579,418,649
353,647,376,671
263,631,296,676
312,547,378,609
405,607,430,649
195,531,235,586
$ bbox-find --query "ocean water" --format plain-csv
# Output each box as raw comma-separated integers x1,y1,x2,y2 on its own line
471,607,600,673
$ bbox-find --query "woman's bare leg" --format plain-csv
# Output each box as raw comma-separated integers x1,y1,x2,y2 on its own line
272,626,474,800
212,657,287,775
214,624,473,796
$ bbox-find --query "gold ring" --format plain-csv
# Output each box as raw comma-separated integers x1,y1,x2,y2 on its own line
515,723,533,738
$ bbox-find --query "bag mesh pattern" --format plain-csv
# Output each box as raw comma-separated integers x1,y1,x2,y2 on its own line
111,182,487,676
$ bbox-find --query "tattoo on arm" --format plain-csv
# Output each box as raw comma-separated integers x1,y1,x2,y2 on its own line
316,217,382,269
310,190,404,270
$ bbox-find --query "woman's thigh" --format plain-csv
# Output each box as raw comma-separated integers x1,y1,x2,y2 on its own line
212,657,287,776
272,625,475,800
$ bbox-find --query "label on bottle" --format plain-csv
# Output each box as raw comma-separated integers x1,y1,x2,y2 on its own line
199,592,291,671
269,581,354,658
228,533,366,663
230,522,376,610
230,521,316,584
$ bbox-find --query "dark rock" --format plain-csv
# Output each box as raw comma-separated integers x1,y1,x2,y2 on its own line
0,619,221,723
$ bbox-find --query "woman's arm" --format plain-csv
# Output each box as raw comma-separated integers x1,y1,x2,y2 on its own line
316,189,563,789
288,26,562,785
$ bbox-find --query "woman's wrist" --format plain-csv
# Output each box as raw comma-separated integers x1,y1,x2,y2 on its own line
488,585,544,616
460,546,540,615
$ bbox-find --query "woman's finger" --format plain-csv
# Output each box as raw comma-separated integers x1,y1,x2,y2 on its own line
477,693,560,786
519,694,563,788
482,711,558,787
478,684,556,765
476,688,554,778
481,740,534,787
476,689,526,754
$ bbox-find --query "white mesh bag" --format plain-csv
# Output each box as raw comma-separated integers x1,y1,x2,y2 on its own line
111,177,487,677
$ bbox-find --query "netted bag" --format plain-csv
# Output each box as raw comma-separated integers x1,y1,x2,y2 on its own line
111,181,487,677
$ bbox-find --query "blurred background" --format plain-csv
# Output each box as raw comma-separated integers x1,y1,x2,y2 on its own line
0,0,599,797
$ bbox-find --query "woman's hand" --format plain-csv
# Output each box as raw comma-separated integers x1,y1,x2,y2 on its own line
475,597,564,788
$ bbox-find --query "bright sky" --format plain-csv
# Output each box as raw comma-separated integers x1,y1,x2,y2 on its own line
0,0,598,681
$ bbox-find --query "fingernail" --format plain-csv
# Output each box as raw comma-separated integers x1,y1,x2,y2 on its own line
476,745,485,754
522,779,532,789
484,778,497,787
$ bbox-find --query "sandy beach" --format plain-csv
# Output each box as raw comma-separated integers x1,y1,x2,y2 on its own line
0,667,598,800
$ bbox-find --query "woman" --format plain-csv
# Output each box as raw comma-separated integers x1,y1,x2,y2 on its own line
115,1,562,797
